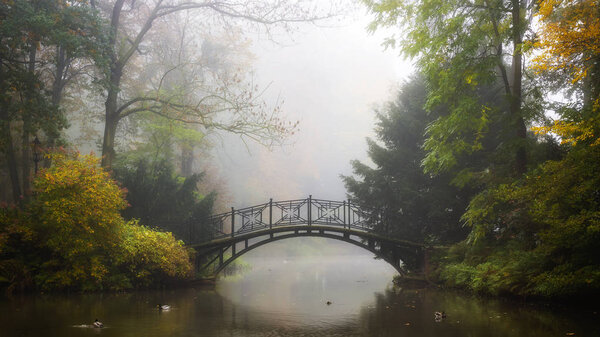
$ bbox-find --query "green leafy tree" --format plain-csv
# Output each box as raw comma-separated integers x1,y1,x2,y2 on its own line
439,145,600,298
362,0,540,178
0,0,109,202
113,108,216,243
343,77,471,244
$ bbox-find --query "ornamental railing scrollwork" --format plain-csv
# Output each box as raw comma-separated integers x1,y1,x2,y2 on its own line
196,196,381,243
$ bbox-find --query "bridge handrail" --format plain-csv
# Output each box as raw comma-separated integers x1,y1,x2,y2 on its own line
208,197,379,221
194,196,383,244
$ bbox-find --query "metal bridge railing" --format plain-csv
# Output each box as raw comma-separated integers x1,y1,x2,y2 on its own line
195,196,380,243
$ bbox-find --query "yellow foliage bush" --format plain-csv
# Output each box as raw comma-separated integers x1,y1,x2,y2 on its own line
116,220,193,286
1,151,194,292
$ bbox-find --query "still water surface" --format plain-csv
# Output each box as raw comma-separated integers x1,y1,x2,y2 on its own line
1,254,598,337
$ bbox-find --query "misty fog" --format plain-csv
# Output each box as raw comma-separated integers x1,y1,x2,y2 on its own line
211,11,413,208
58,6,412,212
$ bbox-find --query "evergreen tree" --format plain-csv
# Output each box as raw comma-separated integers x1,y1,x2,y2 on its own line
343,77,471,244
114,158,215,244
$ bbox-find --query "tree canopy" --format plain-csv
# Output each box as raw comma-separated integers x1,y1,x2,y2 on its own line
343,76,470,244
363,0,538,178
357,0,600,299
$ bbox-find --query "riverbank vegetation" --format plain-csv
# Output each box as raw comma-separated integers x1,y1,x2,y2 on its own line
0,0,335,293
0,152,193,293
346,0,600,300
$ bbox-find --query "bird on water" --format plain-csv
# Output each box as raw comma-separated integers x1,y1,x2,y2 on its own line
157,304,171,311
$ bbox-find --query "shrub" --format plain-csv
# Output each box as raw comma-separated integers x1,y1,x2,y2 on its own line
0,152,194,292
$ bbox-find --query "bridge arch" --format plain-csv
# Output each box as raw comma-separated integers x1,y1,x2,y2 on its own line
189,197,426,278
192,225,424,277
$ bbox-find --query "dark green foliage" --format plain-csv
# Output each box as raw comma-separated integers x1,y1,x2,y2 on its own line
358,0,596,300
343,77,470,244
0,0,109,134
1,0,110,201
436,145,600,299
114,158,215,243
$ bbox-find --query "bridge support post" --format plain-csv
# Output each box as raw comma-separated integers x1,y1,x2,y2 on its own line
343,201,346,229
308,195,312,226
230,207,235,238
269,198,273,230
348,200,352,228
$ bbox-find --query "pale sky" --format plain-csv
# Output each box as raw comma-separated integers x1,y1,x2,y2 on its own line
210,9,414,208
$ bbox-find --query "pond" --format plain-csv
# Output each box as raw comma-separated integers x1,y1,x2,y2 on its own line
0,253,598,336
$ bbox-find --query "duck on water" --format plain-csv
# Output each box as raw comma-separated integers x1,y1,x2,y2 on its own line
157,304,171,311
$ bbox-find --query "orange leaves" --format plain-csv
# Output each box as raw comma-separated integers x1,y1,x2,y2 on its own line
533,0,600,85
531,120,600,146
530,0,600,147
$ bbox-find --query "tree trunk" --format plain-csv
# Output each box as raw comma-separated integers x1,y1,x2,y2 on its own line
511,0,527,175
100,0,127,169
45,45,67,168
2,121,21,202
21,44,37,193
101,66,122,168
181,144,194,177
101,106,118,168
582,56,600,112
0,48,21,202
51,46,65,107
21,128,31,194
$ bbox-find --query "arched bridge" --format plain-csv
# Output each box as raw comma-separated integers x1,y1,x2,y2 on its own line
190,196,427,277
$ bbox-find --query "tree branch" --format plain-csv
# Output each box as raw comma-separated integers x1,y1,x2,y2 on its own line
485,0,512,96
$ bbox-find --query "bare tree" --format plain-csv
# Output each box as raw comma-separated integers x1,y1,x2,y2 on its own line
122,15,259,176
97,0,338,168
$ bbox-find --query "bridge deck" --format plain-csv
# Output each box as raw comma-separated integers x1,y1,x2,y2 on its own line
192,224,425,250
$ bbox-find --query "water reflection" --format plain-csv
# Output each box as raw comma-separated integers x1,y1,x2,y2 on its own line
0,254,598,337
357,287,596,337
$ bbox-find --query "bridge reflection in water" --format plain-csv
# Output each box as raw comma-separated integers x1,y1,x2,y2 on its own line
189,196,426,277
